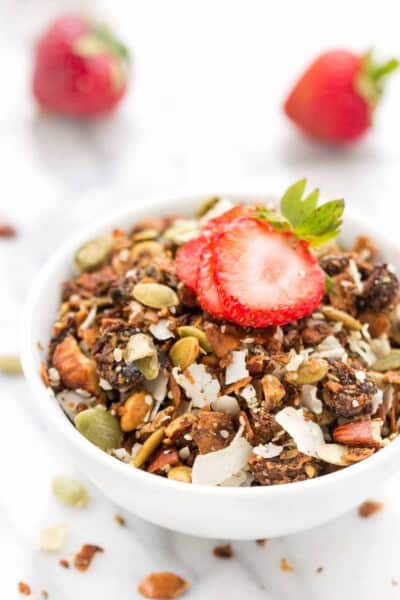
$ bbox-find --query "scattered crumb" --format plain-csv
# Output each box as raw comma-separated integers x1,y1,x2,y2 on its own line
358,500,383,518
280,558,294,572
256,538,268,546
41,592,49,599
316,566,324,574
114,514,126,527
0,223,16,238
138,572,189,599
18,581,31,595
74,544,104,571
213,544,233,559
38,524,68,552
392,579,398,587
59,559,70,569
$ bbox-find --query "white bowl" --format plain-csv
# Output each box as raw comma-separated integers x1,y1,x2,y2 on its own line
21,194,400,540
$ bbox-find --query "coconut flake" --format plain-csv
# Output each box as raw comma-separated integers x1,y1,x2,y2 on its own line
192,436,252,485
253,442,283,459
286,348,311,371
275,407,324,457
220,468,253,487
149,319,174,341
80,305,97,330
312,335,347,360
301,385,323,414
371,389,383,415
225,350,249,384
57,390,95,421
348,259,363,294
348,331,377,366
212,395,240,417
370,334,391,358
240,384,258,410
112,448,132,462
38,524,68,552
173,364,220,408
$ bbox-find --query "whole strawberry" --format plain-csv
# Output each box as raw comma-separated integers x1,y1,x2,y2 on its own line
284,50,398,144
32,15,129,118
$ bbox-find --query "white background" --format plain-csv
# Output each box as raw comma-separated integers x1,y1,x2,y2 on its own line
2,1,400,598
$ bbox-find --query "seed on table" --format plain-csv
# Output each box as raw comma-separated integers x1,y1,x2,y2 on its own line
52,475,89,507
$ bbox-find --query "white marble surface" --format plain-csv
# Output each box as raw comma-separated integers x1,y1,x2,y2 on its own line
2,0,400,598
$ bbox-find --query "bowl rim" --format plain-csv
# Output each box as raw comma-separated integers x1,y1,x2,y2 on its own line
20,191,400,498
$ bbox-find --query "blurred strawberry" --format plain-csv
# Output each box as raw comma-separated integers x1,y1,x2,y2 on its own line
284,50,398,144
32,15,129,118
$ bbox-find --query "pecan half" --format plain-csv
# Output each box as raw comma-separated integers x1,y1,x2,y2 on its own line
332,420,383,449
52,336,98,394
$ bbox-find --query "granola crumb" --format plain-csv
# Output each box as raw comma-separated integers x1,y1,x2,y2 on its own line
256,538,268,546
18,582,32,595
213,544,233,558
74,544,104,571
59,559,70,569
358,500,383,518
41,592,49,599
316,566,324,574
0,223,16,238
280,558,294,572
138,572,189,599
114,514,126,526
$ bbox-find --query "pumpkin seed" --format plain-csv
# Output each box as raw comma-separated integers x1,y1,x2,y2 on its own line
372,349,400,372
75,408,122,450
52,476,89,507
124,333,156,362
131,241,163,261
133,283,179,309
177,326,212,352
136,354,160,380
168,466,192,483
196,196,219,218
133,228,159,241
322,306,362,331
0,355,22,374
132,427,165,468
164,220,199,244
285,358,328,385
74,235,113,272
169,337,200,370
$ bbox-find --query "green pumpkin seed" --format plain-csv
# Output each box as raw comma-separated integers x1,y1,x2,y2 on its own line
0,355,22,374
133,283,178,309
164,220,199,244
75,235,113,272
132,427,165,468
285,358,328,385
136,354,160,380
322,306,362,331
131,241,163,260
52,476,89,507
75,408,122,450
177,326,212,352
372,350,400,372
124,334,159,380
133,228,159,241
196,196,219,218
169,337,200,370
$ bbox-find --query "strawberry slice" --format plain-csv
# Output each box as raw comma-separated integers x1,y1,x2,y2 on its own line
197,242,225,317
175,236,207,292
213,218,325,327
203,205,255,235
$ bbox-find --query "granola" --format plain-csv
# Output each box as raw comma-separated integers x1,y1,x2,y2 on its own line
43,186,400,487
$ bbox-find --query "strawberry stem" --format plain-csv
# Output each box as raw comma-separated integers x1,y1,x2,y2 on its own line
371,58,399,81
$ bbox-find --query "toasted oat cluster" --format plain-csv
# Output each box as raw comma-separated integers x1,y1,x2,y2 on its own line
42,196,400,487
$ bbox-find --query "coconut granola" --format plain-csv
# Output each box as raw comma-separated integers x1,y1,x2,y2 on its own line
42,185,400,487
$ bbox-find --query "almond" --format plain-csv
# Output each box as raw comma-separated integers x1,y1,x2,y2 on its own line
332,419,383,449
146,447,179,474
52,336,98,394
120,391,152,432
138,572,188,599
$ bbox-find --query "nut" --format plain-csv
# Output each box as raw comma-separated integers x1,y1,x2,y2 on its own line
133,427,165,468
321,306,362,331
177,325,212,352
75,235,113,272
285,358,328,385
75,408,122,450
168,466,192,483
121,391,152,432
53,336,98,394
203,322,239,357
147,447,179,473
133,283,179,309
169,337,200,370
138,572,189,599
358,500,383,518
165,413,197,441
124,334,159,381
52,476,89,507
372,349,400,372
260,374,285,410
332,419,383,449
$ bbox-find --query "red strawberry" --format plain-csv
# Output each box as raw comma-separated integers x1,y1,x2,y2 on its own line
197,242,225,317
175,235,207,292
284,50,398,144
32,15,129,117
213,218,325,327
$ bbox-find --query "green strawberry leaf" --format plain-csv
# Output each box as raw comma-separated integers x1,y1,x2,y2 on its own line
94,23,130,62
280,179,319,227
294,199,344,247
254,207,292,231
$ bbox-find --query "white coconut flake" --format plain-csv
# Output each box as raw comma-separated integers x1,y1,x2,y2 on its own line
275,407,324,457
80,305,97,330
274,326,284,343
348,331,377,366
286,349,311,371
38,524,68,552
361,323,371,341
348,258,363,294
212,395,240,416
48,367,60,385
200,198,234,224
253,442,283,459
57,390,94,421
220,468,253,487
312,335,347,360
301,385,323,414
173,364,220,408
240,384,258,410
355,370,366,383
370,334,391,358
225,350,249,385
192,436,252,485
112,447,131,462
164,219,199,243
99,378,112,391
371,389,383,414
149,319,174,341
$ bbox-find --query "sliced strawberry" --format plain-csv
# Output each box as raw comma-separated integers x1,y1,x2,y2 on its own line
203,205,255,235
214,218,325,327
196,242,225,317
175,236,207,292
